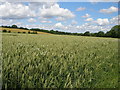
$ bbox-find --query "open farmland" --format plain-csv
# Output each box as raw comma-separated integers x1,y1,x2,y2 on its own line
0,27,51,34
2,33,118,88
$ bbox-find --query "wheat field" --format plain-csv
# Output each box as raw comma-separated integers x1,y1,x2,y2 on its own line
2,33,118,88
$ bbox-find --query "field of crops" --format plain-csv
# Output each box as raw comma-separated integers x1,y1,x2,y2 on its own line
0,27,51,34
2,33,118,88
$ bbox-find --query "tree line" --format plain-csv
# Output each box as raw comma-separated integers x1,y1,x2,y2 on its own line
1,25,120,38
2,29,38,34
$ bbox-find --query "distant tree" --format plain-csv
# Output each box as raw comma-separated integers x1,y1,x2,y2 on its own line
32,31,37,34
28,31,31,34
11,25,18,28
1,25,120,38
8,30,11,33
2,29,7,32
90,33,96,36
2,26,8,28
24,28,29,30
83,31,90,36
105,25,120,38
22,32,26,34
19,27,24,29
34,31,37,34
30,28,40,31
79,33,83,36
96,31,105,37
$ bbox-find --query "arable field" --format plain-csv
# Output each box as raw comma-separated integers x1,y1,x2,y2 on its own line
0,27,51,34
2,33,118,88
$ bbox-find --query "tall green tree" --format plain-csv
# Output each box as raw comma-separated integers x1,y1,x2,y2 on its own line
96,31,105,37
106,25,120,38
83,31,90,36
11,25,18,28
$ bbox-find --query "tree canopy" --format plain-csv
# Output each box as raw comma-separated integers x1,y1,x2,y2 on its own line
1,25,120,38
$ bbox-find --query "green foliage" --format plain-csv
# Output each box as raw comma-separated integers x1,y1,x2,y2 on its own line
105,25,120,38
2,29,7,32
22,32,26,34
8,30,11,33
11,25,18,28
96,31,105,37
1,25,120,38
83,31,90,36
28,31,31,34
32,31,37,34
28,31,37,34
2,30,11,33
2,33,118,88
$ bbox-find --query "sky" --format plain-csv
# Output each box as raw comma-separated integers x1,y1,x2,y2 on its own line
0,0,119,33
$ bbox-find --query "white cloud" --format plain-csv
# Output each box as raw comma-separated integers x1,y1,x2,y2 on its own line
28,2,57,11
85,18,93,21
0,0,58,2
40,20,52,23
71,20,77,25
0,2,118,33
39,4,75,19
95,18,109,26
110,15,120,25
0,0,119,2
76,7,86,11
0,18,23,26
0,2,36,19
74,16,118,33
20,24,43,29
82,13,90,18
89,0,119,3
0,2,75,22
75,23,112,33
55,22,63,27
99,6,118,14
54,22,68,30
38,17,48,20
0,19,15,25
28,18,36,23
55,17,66,21
15,22,23,26
89,0,101,3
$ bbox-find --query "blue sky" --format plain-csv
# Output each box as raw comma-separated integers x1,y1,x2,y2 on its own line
58,2,118,24
0,1,119,33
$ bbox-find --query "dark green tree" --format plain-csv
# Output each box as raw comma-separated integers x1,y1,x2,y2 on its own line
8,30,11,33
96,31,105,37
105,25,120,38
2,29,7,32
28,31,31,34
83,31,90,36
11,25,18,28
